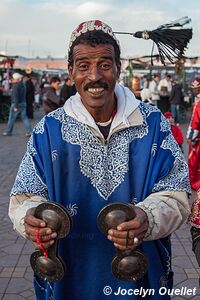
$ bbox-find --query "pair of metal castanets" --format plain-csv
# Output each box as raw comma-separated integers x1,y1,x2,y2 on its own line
30,202,72,282
97,203,148,281
30,202,147,282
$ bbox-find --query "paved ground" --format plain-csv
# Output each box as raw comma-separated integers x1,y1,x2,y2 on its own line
0,108,199,299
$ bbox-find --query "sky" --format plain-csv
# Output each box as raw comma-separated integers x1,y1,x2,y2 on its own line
0,0,199,59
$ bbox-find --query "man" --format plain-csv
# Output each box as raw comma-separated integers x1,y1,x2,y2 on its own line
60,76,76,103
9,20,190,300
140,87,152,104
24,74,35,119
187,77,200,269
169,79,183,125
2,73,32,137
43,76,64,114
149,74,160,107
158,74,172,113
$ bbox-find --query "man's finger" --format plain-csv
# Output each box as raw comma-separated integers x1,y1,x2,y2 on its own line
25,226,52,237
108,228,146,239
24,214,46,227
28,231,57,242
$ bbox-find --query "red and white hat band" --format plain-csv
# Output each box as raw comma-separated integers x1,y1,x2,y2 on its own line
68,20,120,52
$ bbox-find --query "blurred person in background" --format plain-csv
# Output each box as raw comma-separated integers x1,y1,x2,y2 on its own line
140,75,149,89
169,78,183,125
32,77,41,111
140,87,153,104
43,76,64,114
158,74,172,113
24,74,35,119
60,76,76,103
149,74,160,107
39,74,50,106
2,73,32,137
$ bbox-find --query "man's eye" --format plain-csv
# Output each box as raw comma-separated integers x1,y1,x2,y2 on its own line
101,63,111,70
78,64,88,70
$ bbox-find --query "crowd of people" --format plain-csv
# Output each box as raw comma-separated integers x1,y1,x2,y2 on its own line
1,72,76,136
133,73,187,124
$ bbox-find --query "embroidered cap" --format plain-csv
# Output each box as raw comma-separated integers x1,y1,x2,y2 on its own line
191,77,200,89
68,20,120,54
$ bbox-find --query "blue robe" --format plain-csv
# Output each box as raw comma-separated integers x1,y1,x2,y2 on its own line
11,102,190,300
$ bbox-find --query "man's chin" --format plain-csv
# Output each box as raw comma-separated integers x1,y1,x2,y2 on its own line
82,99,106,110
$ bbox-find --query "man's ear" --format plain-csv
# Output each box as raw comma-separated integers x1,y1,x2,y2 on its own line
117,63,121,79
68,64,73,81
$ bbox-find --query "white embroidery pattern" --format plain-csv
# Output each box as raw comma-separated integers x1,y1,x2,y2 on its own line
160,114,170,132
32,110,64,136
151,143,157,157
52,150,58,162
153,133,191,192
11,151,48,198
33,116,46,134
27,135,37,156
59,112,148,200
140,102,159,117
66,203,78,217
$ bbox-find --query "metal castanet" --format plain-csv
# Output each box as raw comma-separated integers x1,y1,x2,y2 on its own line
30,202,72,282
97,202,148,281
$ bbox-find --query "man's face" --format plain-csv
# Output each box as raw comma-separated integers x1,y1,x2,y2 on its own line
166,76,171,81
168,116,174,125
52,81,60,90
68,43,120,113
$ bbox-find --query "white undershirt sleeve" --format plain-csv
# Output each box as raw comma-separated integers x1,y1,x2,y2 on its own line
8,193,47,237
136,190,190,241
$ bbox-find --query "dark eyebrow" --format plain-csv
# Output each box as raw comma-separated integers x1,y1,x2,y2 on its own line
75,57,88,63
75,56,114,63
101,56,113,61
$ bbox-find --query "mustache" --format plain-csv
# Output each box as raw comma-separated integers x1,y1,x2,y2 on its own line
84,81,108,91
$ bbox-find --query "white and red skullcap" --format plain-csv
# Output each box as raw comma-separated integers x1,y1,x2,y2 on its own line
68,20,120,53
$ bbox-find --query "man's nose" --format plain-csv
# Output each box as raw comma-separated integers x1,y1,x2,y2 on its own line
87,66,102,81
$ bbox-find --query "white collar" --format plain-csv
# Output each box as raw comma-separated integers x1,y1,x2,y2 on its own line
63,83,143,142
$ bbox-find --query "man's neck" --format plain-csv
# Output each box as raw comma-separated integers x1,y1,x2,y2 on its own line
82,95,117,123
92,103,117,123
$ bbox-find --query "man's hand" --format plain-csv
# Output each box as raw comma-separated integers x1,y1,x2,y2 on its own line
24,207,57,250
13,107,18,112
107,206,148,251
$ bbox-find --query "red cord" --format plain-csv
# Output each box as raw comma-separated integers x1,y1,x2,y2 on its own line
36,227,48,258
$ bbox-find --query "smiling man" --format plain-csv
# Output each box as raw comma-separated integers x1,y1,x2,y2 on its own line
9,20,190,300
